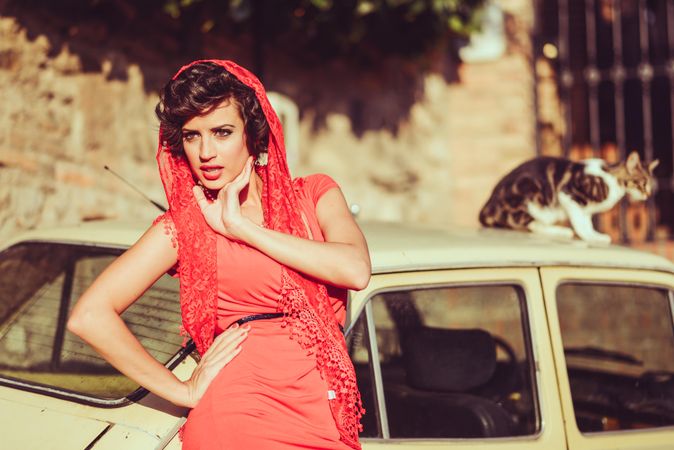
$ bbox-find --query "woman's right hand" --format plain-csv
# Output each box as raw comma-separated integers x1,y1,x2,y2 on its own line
192,156,255,241
182,323,250,408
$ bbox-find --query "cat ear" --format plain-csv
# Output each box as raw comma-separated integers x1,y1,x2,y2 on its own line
626,151,641,173
648,159,660,174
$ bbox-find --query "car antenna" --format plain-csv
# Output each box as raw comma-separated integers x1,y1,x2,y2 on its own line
104,165,167,212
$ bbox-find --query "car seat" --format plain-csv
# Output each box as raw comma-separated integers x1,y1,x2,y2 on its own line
384,327,513,438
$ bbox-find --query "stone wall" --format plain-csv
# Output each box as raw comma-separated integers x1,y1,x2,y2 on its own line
0,0,536,241
0,17,163,239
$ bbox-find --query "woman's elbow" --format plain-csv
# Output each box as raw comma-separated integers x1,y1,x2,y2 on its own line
66,306,95,338
66,312,84,337
345,258,371,291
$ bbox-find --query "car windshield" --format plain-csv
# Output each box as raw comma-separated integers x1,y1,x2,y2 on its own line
0,241,184,402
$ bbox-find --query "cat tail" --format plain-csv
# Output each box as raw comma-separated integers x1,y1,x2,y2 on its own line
479,201,497,227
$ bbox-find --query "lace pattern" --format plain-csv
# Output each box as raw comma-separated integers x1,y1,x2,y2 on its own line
152,212,178,249
279,269,364,448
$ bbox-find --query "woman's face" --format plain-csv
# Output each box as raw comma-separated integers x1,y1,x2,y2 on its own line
181,98,250,191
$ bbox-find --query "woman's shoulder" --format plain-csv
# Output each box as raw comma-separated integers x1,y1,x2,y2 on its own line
152,212,178,248
293,173,340,206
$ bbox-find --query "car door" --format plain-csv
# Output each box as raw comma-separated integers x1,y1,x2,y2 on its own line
540,267,674,450
346,268,566,450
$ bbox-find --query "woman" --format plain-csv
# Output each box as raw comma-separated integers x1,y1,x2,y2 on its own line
67,60,370,450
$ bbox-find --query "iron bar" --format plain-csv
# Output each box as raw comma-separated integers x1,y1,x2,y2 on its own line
559,0,573,157
667,0,674,191
585,0,601,152
638,0,656,241
610,0,630,243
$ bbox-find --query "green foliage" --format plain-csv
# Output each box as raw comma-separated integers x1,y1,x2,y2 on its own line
159,0,487,63
20,0,486,68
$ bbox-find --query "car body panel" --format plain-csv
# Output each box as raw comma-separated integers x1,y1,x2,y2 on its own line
5,221,674,275
1,220,673,449
540,267,674,450
0,350,196,448
90,425,167,450
352,268,567,449
0,397,109,450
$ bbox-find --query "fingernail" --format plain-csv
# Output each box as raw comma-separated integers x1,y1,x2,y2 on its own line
232,323,239,329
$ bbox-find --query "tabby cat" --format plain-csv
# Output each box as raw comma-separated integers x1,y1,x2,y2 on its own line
478,151,659,243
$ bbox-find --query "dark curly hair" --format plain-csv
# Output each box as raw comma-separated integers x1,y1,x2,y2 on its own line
155,62,269,158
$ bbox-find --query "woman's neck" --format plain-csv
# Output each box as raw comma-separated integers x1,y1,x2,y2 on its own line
240,171,263,208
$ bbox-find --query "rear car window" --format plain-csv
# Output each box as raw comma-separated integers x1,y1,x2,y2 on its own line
0,242,183,401
557,283,674,433
348,284,539,439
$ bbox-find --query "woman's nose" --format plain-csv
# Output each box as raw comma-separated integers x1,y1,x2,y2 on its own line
199,139,216,160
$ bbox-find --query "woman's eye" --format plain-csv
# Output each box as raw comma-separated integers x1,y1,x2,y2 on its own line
182,132,198,142
214,128,232,138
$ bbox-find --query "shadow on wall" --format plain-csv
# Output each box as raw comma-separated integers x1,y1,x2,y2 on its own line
1,0,463,137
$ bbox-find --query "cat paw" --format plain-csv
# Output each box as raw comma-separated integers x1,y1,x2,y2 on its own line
584,233,611,245
556,227,575,239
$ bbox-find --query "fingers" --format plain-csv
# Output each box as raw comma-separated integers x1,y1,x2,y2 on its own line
219,345,243,366
205,332,247,366
211,325,249,353
192,185,211,211
226,157,254,193
235,156,254,187
185,325,249,407
219,158,253,219
202,323,248,359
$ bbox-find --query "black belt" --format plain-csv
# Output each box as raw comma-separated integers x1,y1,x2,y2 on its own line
230,312,344,334
234,312,285,327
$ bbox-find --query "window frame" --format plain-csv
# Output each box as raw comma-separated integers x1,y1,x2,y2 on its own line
0,239,194,408
346,268,565,448
540,266,674,450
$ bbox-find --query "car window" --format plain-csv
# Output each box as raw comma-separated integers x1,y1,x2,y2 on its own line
557,283,674,433
349,284,539,439
0,242,184,401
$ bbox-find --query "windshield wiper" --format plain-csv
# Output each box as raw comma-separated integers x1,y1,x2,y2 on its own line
564,346,643,366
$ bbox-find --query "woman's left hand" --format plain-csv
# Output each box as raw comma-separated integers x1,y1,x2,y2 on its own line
193,156,255,240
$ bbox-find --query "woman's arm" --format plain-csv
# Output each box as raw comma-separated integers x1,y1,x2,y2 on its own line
67,221,248,408
193,158,371,290
236,187,370,289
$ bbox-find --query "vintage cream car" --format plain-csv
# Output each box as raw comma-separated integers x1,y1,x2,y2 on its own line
0,221,673,449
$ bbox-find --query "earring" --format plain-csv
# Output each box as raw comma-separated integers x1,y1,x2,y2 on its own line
255,150,268,167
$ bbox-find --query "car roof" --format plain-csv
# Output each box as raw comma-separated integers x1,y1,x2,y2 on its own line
362,221,674,274
3,220,674,274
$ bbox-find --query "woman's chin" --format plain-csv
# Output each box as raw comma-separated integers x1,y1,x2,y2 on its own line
201,183,224,193
199,176,229,192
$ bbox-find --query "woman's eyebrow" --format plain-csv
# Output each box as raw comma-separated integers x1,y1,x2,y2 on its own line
210,123,236,131
182,123,235,133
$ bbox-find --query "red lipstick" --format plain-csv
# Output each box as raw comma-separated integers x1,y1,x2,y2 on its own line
200,165,223,181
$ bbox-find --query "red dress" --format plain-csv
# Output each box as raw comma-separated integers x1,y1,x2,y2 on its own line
181,174,352,450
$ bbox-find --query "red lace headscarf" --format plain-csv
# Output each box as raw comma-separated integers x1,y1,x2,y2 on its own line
155,60,363,449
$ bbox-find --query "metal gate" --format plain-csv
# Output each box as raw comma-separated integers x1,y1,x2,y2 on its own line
533,0,674,244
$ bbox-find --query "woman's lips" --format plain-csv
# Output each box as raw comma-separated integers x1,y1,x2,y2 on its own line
201,166,223,181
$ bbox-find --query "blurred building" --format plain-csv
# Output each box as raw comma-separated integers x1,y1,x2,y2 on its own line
3,0,669,257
